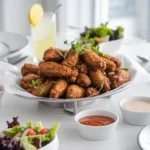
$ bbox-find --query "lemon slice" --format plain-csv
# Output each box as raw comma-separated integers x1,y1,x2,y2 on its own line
28,4,43,27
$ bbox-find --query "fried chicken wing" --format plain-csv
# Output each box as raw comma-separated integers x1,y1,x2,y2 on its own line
26,88,34,94
89,70,110,92
62,49,79,67
76,73,91,87
83,50,106,70
66,84,85,98
102,76,110,93
66,67,78,83
99,57,116,72
43,47,66,62
108,70,130,89
99,54,122,68
20,73,40,89
39,62,72,77
77,63,88,74
50,79,68,98
31,79,53,97
89,70,104,87
86,87,100,97
21,64,39,76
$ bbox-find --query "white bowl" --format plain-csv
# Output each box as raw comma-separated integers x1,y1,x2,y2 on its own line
120,96,150,126
0,85,4,105
99,38,124,55
75,109,119,141
39,135,59,150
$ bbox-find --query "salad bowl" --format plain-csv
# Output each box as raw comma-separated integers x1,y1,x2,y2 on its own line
0,117,59,150
99,38,124,55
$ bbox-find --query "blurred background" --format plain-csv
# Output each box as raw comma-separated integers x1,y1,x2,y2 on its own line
0,0,149,41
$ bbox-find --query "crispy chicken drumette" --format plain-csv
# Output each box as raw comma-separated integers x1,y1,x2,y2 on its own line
43,47,66,62
50,79,68,98
66,84,85,98
108,70,130,88
83,50,106,70
76,73,91,87
20,73,40,89
62,49,79,67
21,64,39,76
39,62,72,78
86,87,100,97
31,79,53,97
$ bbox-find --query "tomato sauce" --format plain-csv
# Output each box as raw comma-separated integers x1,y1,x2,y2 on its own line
79,115,115,126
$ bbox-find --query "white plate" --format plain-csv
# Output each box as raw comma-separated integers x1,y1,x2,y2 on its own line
99,38,124,55
138,124,150,150
0,32,29,52
2,53,140,103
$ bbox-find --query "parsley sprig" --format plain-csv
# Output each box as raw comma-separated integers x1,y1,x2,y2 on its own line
28,80,38,89
119,68,128,71
56,50,68,59
64,33,95,55
52,81,58,84
40,86,45,96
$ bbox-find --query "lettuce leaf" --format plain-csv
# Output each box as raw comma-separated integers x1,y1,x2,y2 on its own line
3,126,25,137
20,137,37,150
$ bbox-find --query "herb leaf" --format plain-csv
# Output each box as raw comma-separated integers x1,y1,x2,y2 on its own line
56,50,67,59
120,68,128,71
52,81,58,84
99,79,104,90
40,86,45,96
91,46,102,54
28,79,38,89
64,40,68,44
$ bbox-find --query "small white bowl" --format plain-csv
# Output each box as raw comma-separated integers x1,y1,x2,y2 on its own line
120,96,150,126
39,135,59,150
0,85,4,105
75,109,119,141
99,38,124,55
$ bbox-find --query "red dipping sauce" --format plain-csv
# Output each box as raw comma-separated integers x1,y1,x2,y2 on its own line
79,115,115,126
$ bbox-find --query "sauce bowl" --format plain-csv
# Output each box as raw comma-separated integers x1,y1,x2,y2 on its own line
120,96,150,126
75,109,119,141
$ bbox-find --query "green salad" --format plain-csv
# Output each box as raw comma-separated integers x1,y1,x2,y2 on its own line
80,22,124,45
0,117,59,150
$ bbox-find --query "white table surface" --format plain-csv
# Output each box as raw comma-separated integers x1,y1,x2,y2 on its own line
1,41,150,150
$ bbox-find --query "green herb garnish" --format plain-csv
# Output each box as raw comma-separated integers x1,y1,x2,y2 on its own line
56,50,68,59
40,86,45,96
52,81,58,84
28,80,38,89
120,68,128,71
99,79,104,90
102,70,106,76
96,79,104,91
64,33,96,55
91,46,102,54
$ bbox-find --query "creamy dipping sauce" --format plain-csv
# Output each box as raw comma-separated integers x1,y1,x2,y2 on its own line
123,100,150,112
79,116,115,126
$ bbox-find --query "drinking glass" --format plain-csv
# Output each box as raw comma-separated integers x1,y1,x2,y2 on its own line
31,12,56,60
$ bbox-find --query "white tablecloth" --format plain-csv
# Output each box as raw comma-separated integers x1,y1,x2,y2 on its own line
1,39,150,150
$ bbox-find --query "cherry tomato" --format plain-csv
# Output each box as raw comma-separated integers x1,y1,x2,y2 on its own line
39,128,48,134
28,129,36,136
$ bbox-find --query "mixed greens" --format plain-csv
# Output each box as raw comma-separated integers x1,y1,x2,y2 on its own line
0,117,59,150
80,22,124,45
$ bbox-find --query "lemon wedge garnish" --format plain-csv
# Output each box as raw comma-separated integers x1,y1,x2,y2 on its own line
28,4,43,27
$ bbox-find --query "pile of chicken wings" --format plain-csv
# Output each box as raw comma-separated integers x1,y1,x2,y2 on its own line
20,47,130,99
